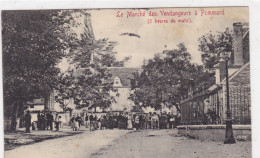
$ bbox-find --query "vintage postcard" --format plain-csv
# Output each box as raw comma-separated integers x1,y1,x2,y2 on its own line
2,7,251,158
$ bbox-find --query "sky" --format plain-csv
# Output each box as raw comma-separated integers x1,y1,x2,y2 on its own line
89,7,249,67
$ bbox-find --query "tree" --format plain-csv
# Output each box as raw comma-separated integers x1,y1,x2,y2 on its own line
55,71,75,113
198,22,249,70
56,34,127,112
2,10,73,131
130,43,191,110
198,29,232,70
130,43,215,111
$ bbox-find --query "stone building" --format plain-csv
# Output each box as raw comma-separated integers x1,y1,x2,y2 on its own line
179,22,250,125
106,67,141,112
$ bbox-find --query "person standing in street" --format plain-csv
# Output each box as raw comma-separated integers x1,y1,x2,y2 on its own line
139,113,143,129
108,114,113,129
169,114,175,129
76,115,82,129
85,113,89,128
89,113,94,131
47,111,54,130
55,114,60,131
101,115,107,130
127,113,133,130
24,110,31,133
135,114,140,130
145,113,150,129
37,112,41,130
94,114,98,130
70,115,77,131
43,112,47,130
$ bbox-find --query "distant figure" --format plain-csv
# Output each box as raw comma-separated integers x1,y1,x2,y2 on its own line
94,114,98,130
70,115,77,131
151,113,159,129
135,114,140,130
47,112,54,130
85,113,89,128
169,114,175,129
101,115,107,130
107,114,113,129
145,113,151,129
89,113,94,131
37,112,41,130
24,110,31,133
139,113,144,129
76,115,83,129
127,113,133,130
55,114,60,131
41,112,47,130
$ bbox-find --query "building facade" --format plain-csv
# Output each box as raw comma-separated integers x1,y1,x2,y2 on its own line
106,67,140,112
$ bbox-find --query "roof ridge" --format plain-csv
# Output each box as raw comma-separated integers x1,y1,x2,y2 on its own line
220,62,250,84
243,30,249,39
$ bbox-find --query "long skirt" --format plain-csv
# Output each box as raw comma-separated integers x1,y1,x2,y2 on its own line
127,119,133,130
71,121,78,130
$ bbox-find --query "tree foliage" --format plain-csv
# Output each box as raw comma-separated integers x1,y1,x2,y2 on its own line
198,28,232,70
56,31,127,111
129,43,213,110
2,10,75,131
2,11,67,102
198,22,249,70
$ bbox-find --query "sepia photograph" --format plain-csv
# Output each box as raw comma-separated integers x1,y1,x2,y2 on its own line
1,7,251,158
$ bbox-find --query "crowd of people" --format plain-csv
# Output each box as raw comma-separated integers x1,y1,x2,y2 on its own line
79,112,180,131
23,110,180,133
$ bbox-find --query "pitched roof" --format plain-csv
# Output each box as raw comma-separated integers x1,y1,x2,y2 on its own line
73,67,141,87
27,98,44,105
220,62,250,84
243,30,249,39
106,67,141,87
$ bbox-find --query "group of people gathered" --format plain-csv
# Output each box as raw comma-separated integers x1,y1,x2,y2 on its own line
23,110,179,133
79,112,179,131
36,111,61,131
23,110,61,133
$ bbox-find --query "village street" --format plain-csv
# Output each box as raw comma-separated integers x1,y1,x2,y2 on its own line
5,129,251,158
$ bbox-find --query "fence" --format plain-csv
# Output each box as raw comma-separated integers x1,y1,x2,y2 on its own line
180,94,206,125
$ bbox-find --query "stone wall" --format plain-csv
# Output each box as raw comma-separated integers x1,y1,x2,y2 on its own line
222,63,251,124
177,125,251,142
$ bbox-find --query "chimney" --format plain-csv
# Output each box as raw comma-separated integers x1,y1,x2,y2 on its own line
233,22,244,66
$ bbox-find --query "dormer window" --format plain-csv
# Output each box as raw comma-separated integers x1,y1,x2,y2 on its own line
113,76,122,87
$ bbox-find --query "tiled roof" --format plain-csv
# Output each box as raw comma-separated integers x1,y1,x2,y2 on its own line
27,98,44,105
220,62,250,84
73,67,141,87
106,67,141,87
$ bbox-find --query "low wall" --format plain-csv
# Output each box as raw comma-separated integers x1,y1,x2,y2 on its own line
177,125,251,142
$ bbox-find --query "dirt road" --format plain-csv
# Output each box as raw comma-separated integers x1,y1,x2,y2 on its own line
5,129,251,158
92,129,251,158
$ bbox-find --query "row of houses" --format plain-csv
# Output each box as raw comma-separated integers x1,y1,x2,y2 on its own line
179,22,250,125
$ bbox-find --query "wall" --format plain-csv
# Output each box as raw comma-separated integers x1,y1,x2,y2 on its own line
178,125,251,142
222,63,251,124
110,87,135,111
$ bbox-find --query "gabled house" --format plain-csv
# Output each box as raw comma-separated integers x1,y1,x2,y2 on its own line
106,67,141,112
